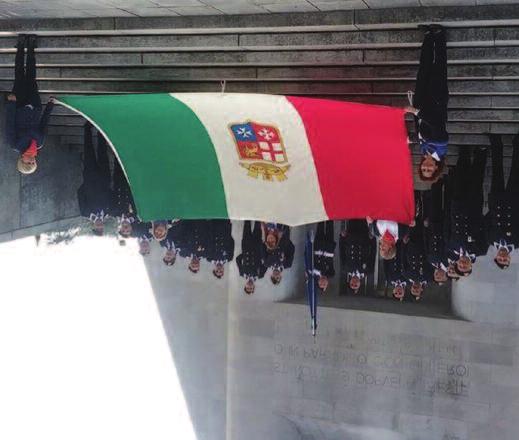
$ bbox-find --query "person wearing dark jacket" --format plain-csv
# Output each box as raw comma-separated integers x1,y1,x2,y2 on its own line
77,123,113,236
367,218,410,261
486,134,519,269
236,221,267,295
206,219,235,279
133,221,153,256
339,219,376,294
446,147,488,277
6,34,54,175
265,226,295,285
160,223,183,266
151,220,172,242
404,219,433,301
424,179,449,284
312,221,336,292
111,159,137,238
383,241,407,301
262,222,286,253
406,25,449,183
178,220,210,274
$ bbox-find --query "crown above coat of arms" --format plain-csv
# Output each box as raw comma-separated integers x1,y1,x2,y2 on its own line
229,121,290,181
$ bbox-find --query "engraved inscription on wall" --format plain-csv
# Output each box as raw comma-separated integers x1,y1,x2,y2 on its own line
273,341,470,398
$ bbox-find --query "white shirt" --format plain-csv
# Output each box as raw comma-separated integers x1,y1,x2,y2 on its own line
494,241,515,254
376,220,399,240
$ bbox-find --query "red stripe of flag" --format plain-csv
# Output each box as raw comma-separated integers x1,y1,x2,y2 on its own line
287,96,415,225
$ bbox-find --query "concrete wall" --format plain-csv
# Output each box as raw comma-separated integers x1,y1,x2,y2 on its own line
453,251,519,328
0,99,82,242
141,221,306,440
226,277,519,440
137,220,519,440
142,242,230,440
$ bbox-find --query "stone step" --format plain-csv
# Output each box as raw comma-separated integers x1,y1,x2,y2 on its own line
3,46,519,67
0,27,512,50
3,79,519,99
0,40,517,55
3,27,519,55
355,4,519,29
5,64,519,81
45,109,518,135
38,94,518,112
365,46,519,63
41,108,519,124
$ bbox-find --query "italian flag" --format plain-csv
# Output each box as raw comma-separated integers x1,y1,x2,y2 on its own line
59,93,414,226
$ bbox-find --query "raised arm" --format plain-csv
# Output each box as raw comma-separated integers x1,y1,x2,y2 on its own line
38,97,55,134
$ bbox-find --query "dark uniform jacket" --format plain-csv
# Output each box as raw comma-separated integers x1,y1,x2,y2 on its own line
78,180,112,219
5,101,54,153
160,222,183,252
339,220,376,275
133,221,153,241
423,184,449,270
425,221,449,271
446,202,487,262
206,220,235,263
383,241,407,286
416,111,449,145
444,171,487,260
404,224,432,284
486,192,519,248
111,161,136,218
77,130,112,218
236,254,267,279
178,220,210,259
236,229,266,280
314,234,336,278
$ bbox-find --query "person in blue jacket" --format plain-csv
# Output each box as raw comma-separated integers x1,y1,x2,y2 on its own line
406,25,449,183
5,34,54,175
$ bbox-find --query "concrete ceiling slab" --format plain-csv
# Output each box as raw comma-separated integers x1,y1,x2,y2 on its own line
1,0,519,19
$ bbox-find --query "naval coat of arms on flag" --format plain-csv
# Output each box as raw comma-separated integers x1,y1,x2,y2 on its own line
229,121,290,181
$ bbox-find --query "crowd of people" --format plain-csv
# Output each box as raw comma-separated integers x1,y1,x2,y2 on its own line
3,29,518,301
75,122,297,289
308,133,518,303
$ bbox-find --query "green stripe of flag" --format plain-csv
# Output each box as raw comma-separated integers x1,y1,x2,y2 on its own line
60,94,228,221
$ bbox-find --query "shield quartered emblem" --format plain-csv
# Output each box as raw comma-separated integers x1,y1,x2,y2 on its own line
229,121,290,181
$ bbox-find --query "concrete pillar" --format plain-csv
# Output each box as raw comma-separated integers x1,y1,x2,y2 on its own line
0,99,22,235
452,251,519,327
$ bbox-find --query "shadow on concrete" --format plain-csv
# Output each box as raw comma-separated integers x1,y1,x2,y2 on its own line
142,251,230,440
